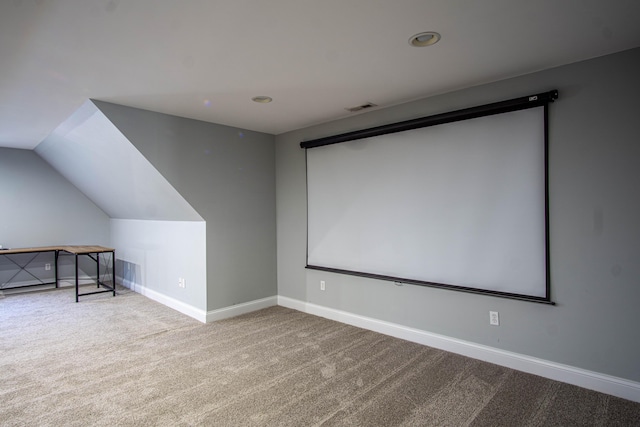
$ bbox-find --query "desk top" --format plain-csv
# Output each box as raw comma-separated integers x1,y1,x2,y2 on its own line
0,245,114,255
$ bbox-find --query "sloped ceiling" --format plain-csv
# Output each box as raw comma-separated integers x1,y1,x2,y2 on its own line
1,1,640,149
35,100,203,221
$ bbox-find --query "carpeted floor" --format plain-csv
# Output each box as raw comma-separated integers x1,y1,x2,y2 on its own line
1,287,639,426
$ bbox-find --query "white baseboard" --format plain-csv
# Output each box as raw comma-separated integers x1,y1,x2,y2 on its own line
277,296,640,403
206,296,278,322
277,295,307,312
121,280,208,323
121,279,278,324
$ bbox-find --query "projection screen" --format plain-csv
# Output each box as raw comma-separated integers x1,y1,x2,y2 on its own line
302,91,557,303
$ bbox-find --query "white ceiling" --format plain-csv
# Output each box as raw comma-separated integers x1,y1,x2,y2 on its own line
1,0,639,150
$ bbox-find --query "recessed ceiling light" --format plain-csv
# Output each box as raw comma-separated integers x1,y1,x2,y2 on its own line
409,31,441,47
252,96,273,103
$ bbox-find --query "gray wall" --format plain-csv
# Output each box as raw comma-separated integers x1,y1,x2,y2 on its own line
111,218,207,311
94,102,277,311
36,100,202,221
0,147,110,248
275,48,640,382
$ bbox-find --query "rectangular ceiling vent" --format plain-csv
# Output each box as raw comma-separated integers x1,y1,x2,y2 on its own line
345,102,378,113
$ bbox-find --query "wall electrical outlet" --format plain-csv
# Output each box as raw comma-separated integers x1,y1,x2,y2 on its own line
45,263,51,271
320,280,325,291
489,311,500,326
178,278,186,288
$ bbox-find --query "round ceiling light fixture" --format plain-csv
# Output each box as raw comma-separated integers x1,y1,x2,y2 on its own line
252,96,273,103
409,31,441,47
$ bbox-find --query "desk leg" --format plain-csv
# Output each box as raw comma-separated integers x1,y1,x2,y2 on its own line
112,251,116,297
55,250,59,288
96,253,100,288
75,253,79,303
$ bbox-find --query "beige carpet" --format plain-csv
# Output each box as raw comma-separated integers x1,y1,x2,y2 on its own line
1,287,639,426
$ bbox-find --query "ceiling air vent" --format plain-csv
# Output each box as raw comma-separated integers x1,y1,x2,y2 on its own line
345,102,378,113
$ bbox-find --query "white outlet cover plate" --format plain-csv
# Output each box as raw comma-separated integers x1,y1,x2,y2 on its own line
489,311,500,326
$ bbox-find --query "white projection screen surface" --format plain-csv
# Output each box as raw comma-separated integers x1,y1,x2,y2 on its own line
305,101,552,302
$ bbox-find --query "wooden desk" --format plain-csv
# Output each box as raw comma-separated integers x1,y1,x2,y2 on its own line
0,245,115,302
